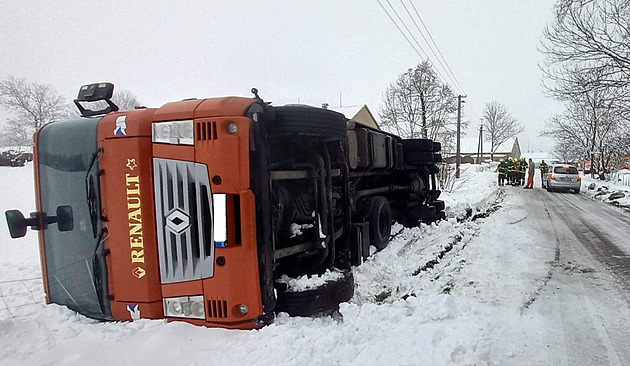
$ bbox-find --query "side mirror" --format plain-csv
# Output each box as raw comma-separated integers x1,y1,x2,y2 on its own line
56,205,74,232
5,205,74,239
5,210,27,238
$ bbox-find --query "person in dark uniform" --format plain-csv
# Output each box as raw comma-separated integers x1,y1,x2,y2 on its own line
497,159,508,187
539,160,549,185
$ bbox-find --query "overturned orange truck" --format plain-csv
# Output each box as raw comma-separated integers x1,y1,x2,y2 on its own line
5,83,444,329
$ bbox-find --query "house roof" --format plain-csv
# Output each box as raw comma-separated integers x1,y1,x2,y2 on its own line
330,105,364,119
330,104,380,129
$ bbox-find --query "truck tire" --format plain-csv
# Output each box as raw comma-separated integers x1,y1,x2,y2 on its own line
271,105,347,140
429,200,445,211
275,270,354,317
368,196,392,250
432,141,441,152
402,139,433,152
400,204,437,227
433,153,442,163
404,152,434,165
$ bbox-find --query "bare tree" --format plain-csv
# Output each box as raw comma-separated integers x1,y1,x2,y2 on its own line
482,101,523,161
86,89,142,112
540,0,630,96
540,0,630,176
380,61,457,140
543,84,626,176
0,76,71,148
552,139,582,163
111,89,142,111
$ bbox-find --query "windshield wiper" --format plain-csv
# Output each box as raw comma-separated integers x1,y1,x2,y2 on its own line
85,149,103,238
91,227,109,316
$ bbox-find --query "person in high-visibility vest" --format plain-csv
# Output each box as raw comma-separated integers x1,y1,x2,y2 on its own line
508,157,518,185
539,160,549,185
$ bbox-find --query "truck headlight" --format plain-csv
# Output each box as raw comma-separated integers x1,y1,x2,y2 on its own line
152,120,194,145
163,295,205,319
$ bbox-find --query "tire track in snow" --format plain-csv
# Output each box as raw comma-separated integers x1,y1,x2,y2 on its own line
355,188,506,304
520,199,560,312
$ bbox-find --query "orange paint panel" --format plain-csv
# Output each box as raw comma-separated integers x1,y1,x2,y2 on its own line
111,300,164,321
100,136,161,303
98,108,156,139
153,144,195,161
161,280,204,298
32,129,51,304
202,190,262,324
194,97,256,119
164,318,259,330
154,99,203,121
195,117,251,193
157,191,262,328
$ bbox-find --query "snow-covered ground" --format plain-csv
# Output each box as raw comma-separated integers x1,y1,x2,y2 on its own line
0,163,620,365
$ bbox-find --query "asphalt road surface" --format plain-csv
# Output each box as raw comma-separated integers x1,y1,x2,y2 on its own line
527,187,630,366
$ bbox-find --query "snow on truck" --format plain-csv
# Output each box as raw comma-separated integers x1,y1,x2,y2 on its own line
5,83,444,329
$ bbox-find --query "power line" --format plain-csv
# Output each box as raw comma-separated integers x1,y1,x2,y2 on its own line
376,0,426,61
380,0,453,88
376,0,484,123
408,0,466,93
385,0,430,60
399,0,462,94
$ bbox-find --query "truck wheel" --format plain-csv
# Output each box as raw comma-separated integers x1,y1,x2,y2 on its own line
404,152,434,165
402,139,433,152
271,105,347,140
275,270,354,317
368,196,392,251
432,141,441,152
430,200,445,211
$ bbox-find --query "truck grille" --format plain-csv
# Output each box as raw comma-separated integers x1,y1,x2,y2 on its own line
153,158,214,283
208,299,228,318
196,121,218,141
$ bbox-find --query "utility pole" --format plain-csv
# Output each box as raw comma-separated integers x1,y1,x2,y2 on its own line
476,122,483,164
456,95,466,178
479,120,483,163
479,125,483,160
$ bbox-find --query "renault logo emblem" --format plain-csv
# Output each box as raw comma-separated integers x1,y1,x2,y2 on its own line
165,208,190,234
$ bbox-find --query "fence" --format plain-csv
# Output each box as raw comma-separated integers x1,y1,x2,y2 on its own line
0,277,45,320
610,170,630,187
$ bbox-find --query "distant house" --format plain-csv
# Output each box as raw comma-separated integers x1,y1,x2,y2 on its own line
444,138,523,163
329,104,380,130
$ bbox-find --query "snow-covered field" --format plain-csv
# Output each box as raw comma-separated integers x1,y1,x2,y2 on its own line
0,164,577,365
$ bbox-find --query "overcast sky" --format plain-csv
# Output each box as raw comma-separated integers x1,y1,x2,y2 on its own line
0,1,563,152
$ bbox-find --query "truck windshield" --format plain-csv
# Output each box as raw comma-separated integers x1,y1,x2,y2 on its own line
37,117,112,320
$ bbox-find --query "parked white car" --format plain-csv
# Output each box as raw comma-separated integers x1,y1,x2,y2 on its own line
542,164,582,193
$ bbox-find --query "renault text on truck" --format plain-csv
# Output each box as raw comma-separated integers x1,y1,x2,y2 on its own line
5,83,444,329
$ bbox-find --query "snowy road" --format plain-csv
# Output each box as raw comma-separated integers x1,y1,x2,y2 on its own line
518,188,630,366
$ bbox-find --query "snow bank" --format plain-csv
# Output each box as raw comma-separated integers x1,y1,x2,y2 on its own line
0,163,564,365
277,269,345,292
582,175,630,212
442,163,499,219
